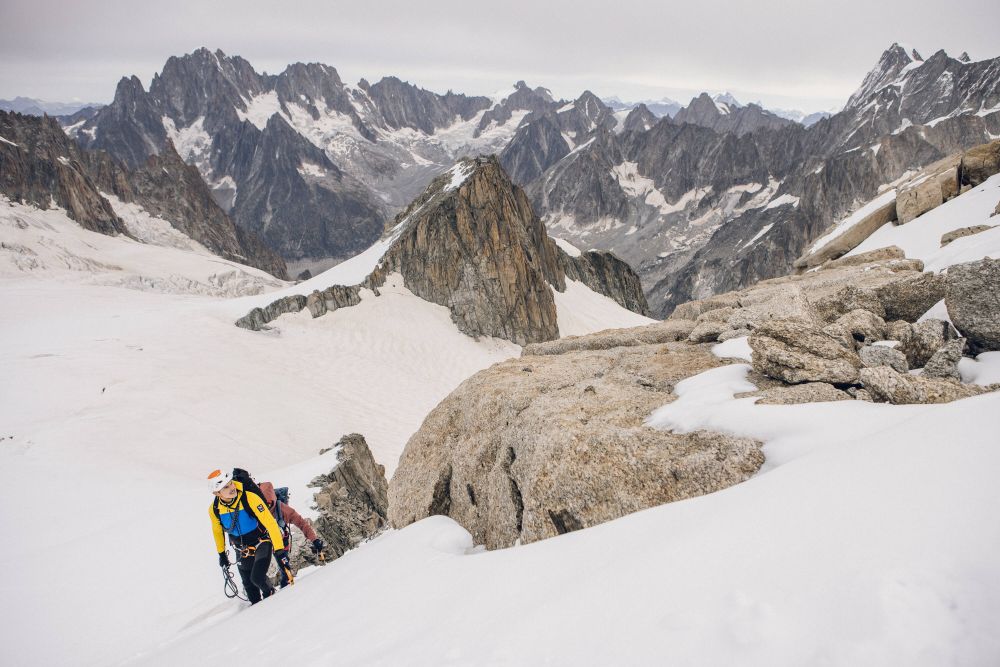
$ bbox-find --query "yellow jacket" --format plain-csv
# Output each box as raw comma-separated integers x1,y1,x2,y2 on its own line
209,481,285,553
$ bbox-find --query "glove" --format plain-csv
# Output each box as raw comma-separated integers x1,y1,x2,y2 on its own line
275,549,291,571
218,551,230,568
310,539,325,554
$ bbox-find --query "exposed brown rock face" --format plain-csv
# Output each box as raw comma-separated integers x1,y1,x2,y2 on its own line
237,156,650,345
0,111,128,235
960,139,1000,187
389,342,763,549
859,366,987,404
373,156,564,344
307,434,389,561
559,249,651,316
749,318,862,385
794,201,898,269
940,225,992,247
895,154,960,224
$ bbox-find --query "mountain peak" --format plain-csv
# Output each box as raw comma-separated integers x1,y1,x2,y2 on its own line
846,43,920,108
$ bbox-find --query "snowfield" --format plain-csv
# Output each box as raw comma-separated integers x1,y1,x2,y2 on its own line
0,196,654,666
1,172,999,664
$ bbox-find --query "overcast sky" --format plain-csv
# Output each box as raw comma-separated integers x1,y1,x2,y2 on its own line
2,0,999,112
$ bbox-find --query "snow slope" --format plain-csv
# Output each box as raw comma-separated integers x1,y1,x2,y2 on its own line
0,199,651,666
131,362,1000,666
845,173,1000,269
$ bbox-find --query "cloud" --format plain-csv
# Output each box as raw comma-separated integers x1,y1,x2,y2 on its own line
2,0,998,112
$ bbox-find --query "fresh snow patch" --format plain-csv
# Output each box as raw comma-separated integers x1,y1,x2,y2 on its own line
296,161,326,178
553,279,654,337
236,91,282,130
741,223,774,249
846,173,1000,270
0,134,19,147
0,270,520,666
162,116,211,164
553,236,582,257
958,351,1000,386
764,193,800,210
443,161,474,192
0,196,282,297
712,335,752,361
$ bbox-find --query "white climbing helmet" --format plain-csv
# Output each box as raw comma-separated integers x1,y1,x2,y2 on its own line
207,469,233,494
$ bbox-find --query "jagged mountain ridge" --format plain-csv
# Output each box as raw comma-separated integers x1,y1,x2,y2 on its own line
517,44,1000,315
0,110,288,278
73,49,598,273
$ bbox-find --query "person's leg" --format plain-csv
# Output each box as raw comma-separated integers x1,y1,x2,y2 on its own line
250,541,274,599
237,552,262,604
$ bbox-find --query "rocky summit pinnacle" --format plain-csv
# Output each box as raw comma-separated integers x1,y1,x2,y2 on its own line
370,155,565,345
239,155,649,343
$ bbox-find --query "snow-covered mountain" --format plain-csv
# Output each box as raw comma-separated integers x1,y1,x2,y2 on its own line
71,51,584,275
514,45,1000,315
603,95,682,118
0,109,288,278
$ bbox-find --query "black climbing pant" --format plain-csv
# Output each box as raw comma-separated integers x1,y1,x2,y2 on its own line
237,540,274,604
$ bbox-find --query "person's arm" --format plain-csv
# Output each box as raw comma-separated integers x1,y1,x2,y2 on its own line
281,502,318,541
245,491,285,551
209,504,226,553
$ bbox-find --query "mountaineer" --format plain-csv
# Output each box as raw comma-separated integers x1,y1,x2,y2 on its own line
258,481,326,587
208,469,292,603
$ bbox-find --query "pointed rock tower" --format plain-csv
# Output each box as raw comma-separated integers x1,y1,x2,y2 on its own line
239,155,650,344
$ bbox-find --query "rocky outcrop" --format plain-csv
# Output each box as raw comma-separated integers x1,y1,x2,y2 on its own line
235,295,308,330
859,366,986,404
823,309,887,349
558,248,651,316
922,338,966,380
522,319,694,356
960,139,1000,187
749,318,862,384
859,345,909,373
299,434,388,566
895,154,961,224
941,225,992,246
794,201,898,269
752,382,853,404
871,272,947,322
235,156,649,344
897,319,959,367
946,258,1000,352
389,341,763,549
372,156,563,344
305,284,363,318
